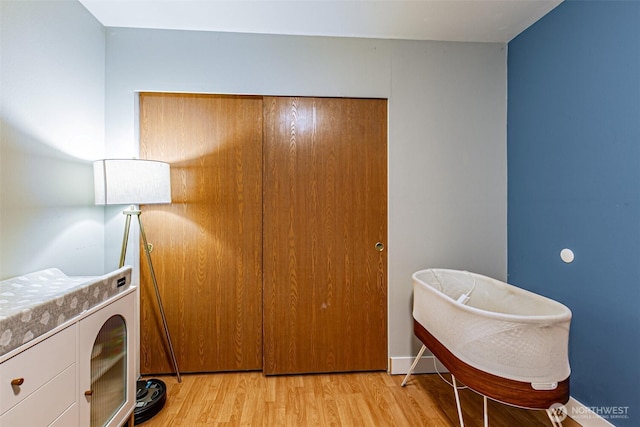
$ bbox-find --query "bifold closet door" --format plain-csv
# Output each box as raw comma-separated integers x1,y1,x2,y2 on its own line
263,97,388,375
139,93,263,373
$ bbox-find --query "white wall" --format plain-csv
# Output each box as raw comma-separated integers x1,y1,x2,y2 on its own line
0,0,106,278
387,40,507,359
105,28,507,359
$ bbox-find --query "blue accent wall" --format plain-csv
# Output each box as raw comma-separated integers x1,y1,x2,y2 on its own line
508,1,640,424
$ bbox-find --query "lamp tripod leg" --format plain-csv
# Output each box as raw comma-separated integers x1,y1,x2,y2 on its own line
137,214,182,383
119,211,133,269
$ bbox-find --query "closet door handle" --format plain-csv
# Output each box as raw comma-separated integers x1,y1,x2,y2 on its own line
375,242,385,252
11,378,24,386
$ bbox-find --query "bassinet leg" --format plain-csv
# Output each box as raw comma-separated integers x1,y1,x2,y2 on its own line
452,375,465,427
546,408,564,427
401,344,427,386
483,395,489,427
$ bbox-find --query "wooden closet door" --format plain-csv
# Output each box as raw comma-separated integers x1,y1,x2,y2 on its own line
263,97,388,375
139,93,263,373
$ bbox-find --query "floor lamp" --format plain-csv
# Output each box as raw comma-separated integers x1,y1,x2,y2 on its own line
94,159,181,383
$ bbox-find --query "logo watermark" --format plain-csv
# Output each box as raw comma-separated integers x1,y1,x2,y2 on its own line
550,403,630,422
548,403,568,422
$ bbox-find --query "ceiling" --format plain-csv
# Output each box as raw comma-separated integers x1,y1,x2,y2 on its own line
79,0,562,43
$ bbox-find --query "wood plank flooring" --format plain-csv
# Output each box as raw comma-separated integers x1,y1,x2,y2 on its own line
138,372,581,426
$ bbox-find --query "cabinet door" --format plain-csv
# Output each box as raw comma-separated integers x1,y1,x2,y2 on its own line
79,291,136,427
263,97,388,374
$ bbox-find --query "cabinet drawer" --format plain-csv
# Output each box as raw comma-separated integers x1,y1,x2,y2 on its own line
50,402,78,427
0,324,76,414
0,363,76,427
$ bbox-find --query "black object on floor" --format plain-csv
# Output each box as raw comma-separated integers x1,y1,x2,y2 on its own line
132,378,167,425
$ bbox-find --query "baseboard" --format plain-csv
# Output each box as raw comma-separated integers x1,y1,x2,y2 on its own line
390,357,616,427
565,397,618,427
388,355,448,375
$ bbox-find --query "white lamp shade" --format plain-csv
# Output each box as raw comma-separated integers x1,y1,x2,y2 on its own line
93,159,171,205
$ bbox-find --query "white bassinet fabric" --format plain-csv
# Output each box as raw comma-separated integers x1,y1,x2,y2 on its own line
412,269,571,384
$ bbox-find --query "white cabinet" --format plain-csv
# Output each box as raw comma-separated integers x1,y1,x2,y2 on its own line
79,289,136,427
0,287,136,427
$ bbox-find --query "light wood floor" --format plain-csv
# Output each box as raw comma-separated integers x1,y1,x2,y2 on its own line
138,372,581,426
